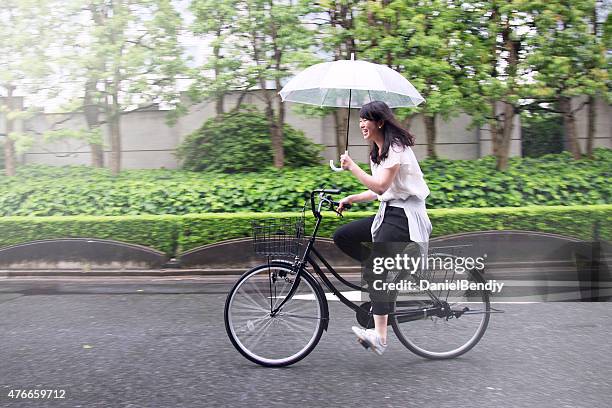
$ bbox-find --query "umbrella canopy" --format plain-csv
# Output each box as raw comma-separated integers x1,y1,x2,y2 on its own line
279,56,425,171
279,58,425,108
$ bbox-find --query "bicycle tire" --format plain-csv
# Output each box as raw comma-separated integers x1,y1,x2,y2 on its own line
224,262,326,367
391,258,490,359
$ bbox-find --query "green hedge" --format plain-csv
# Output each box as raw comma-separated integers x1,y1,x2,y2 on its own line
1,205,609,256
0,215,180,256
0,149,609,216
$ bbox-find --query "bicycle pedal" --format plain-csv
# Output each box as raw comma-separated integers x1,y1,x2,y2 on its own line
357,338,370,349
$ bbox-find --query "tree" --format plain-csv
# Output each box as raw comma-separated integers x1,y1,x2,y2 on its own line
308,1,360,158
356,0,464,158
527,0,609,160
55,0,187,175
189,0,241,115
447,1,534,170
586,0,611,158
189,0,314,169
0,0,55,176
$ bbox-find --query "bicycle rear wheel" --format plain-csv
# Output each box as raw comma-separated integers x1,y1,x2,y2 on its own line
224,262,326,367
391,257,490,359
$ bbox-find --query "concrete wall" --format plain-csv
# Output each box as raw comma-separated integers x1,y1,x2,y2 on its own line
573,96,612,151
1,94,609,170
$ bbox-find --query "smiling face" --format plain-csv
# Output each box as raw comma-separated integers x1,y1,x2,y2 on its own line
359,117,383,142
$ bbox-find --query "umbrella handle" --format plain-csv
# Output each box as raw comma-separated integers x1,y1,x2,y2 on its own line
329,150,348,172
329,159,344,172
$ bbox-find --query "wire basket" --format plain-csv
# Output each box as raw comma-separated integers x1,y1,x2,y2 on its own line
252,216,305,257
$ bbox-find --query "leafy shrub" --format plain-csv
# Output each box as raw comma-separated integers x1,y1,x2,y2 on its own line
0,149,609,216
0,205,609,256
521,112,564,157
177,205,611,251
0,215,180,256
177,108,323,172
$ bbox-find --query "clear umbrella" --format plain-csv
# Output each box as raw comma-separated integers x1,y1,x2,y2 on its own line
279,54,425,171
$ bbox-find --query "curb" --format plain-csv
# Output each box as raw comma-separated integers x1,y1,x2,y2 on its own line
0,266,361,278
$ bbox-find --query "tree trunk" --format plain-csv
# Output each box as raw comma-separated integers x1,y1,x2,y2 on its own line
84,80,104,167
275,82,285,167
2,85,17,176
401,115,412,131
586,96,595,158
270,9,284,169
3,135,16,176
559,96,581,159
333,109,349,158
213,28,224,116
108,108,121,175
215,96,224,117
495,20,519,171
490,101,500,157
89,142,104,168
424,115,437,158
264,92,283,168
496,102,515,171
107,82,122,175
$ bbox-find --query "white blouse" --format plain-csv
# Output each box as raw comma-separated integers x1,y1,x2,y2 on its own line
371,144,430,202
369,145,433,245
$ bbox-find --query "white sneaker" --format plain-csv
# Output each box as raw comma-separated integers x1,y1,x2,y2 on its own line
352,326,387,355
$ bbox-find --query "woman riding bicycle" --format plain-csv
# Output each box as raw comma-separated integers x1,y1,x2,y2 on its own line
333,100,432,355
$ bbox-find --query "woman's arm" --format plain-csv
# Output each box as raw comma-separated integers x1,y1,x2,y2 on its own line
340,153,399,195
349,190,378,203
338,190,377,213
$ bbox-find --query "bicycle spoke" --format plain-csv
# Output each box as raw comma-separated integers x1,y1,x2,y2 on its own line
279,313,322,320
225,264,324,367
238,285,269,312
275,315,317,334
392,257,490,359
244,317,275,350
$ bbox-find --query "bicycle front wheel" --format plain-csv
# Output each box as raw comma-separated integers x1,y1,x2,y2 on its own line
224,262,326,367
391,261,490,359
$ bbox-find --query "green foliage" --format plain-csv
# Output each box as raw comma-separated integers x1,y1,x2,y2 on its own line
0,150,609,217
527,1,608,100
187,0,317,110
422,149,611,208
176,109,324,172
43,128,104,146
1,205,609,256
355,0,464,120
0,215,180,256
521,113,564,157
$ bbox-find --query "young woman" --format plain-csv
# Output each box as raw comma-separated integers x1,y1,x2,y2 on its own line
334,100,432,355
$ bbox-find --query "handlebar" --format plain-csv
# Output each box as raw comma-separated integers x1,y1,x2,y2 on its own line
309,189,351,218
312,188,342,195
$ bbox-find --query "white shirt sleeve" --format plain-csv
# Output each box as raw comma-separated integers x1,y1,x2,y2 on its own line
379,145,403,169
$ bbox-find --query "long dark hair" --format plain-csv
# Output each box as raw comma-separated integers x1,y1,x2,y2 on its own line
359,101,415,165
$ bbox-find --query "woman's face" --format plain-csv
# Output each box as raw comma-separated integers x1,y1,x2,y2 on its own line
359,117,382,142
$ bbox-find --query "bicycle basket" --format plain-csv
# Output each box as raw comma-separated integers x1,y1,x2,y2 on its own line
252,216,305,257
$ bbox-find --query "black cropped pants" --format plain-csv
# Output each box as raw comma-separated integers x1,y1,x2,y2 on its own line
333,206,412,315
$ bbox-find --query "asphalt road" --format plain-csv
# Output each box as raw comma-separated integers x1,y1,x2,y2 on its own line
0,277,611,408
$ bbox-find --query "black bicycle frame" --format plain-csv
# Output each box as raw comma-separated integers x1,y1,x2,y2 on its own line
270,190,448,321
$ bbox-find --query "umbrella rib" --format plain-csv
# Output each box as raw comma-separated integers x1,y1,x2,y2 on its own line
320,88,331,107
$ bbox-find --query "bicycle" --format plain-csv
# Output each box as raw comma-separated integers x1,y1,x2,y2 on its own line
224,189,494,367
